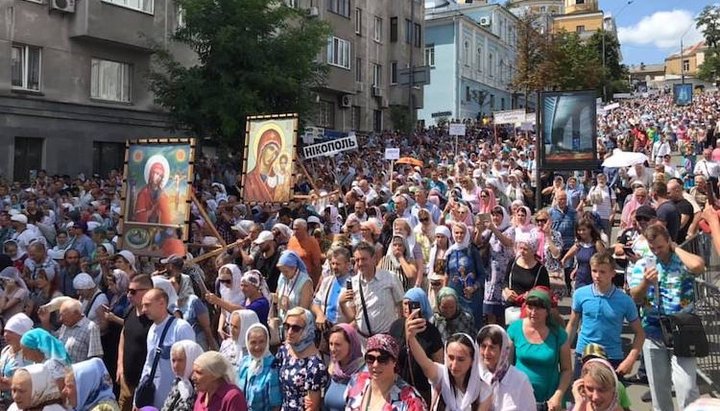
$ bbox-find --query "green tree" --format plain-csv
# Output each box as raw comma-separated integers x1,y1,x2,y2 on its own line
148,0,330,145
540,31,604,91
587,30,629,98
511,11,549,101
697,5,720,82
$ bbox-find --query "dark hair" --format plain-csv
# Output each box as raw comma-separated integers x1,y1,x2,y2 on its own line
652,181,668,197
644,224,670,242
441,333,476,410
328,325,351,345
353,241,376,257
575,219,601,243
476,326,504,347
131,274,153,289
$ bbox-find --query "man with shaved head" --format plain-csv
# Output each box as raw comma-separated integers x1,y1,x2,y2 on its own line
136,288,195,409
39,298,103,363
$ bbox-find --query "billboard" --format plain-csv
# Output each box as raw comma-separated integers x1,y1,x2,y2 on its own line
538,91,599,170
120,138,195,258
241,114,298,203
674,83,693,106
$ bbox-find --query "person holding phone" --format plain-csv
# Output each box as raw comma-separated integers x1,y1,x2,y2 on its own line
571,359,624,411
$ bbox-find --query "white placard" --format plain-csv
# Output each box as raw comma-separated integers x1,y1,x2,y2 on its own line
384,148,400,160
525,113,536,125
302,135,358,159
493,109,526,125
449,123,466,136
520,122,534,131
603,103,620,111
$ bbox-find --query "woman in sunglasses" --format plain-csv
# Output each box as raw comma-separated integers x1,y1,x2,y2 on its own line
275,307,327,411
345,334,426,411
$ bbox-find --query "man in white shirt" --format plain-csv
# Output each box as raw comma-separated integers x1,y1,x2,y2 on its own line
694,148,720,197
137,288,195,409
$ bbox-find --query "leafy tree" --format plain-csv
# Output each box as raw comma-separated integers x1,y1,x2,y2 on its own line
511,11,549,101
587,30,629,99
539,31,603,91
148,0,330,146
697,5,720,82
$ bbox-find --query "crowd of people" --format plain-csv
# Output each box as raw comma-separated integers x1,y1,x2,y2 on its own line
0,90,719,411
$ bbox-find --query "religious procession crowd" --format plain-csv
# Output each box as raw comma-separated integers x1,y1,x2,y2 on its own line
1,91,720,411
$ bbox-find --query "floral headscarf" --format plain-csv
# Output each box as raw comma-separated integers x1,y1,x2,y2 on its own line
477,324,511,387
366,334,400,360
329,324,364,384
285,308,316,352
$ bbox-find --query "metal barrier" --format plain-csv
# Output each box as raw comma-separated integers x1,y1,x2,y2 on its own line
680,234,720,393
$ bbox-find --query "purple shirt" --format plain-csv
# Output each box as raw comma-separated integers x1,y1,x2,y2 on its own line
244,296,269,327
193,381,247,411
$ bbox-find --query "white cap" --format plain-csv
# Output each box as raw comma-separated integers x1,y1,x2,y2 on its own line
307,216,321,225
10,214,27,224
253,230,275,245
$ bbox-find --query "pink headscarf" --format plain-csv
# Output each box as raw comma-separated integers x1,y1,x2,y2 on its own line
621,190,649,229
479,188,497,214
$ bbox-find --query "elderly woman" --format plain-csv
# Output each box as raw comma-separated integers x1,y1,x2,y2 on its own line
427,226,451,287
275,307,327,411
275,251,314,320
237,324,282,411
271,223,293,246
19,328,71,383
160,341,204,411
478,205,514,324
507,287,572,410
325,324,365,411
535,209,565,297
476,325,536,411
445,222,484,329
0,267,28,324
62,358,119,411
192,351,248,411
392,218,425,287
406,317,492,411
9,363,65,411
572,359,624,411
218,310,259,371
378,236,418,292
389,288,444,404
0,314,33,406
432,287,475,342
170,275,215,351
619,186,649,230
238,270,270,327
344,334,426,411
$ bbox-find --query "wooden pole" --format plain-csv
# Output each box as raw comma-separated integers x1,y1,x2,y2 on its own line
297,159,320,193
191,191,227,247
189,240,243,264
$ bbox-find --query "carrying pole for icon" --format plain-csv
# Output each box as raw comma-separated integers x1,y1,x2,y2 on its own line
297,159,321,194
189,240,243,265
190,191,227,247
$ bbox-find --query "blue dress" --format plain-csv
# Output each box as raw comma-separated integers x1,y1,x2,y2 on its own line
446,246,485,328
574,243,597,288
323,378,348,411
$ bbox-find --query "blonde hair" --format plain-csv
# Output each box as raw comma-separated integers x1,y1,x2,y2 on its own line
581,361,617,391
285,306,308,323
193,351,235,385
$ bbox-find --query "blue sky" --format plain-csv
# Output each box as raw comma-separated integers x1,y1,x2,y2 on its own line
599,0,708,67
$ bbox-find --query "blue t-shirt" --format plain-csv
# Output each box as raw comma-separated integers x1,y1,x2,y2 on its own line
572,284,639,360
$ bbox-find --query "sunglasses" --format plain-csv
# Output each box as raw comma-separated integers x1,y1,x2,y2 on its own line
536,219,547,224
218,279,232,284
127,288,150,295
283,323,304,333
419,218,429,223
365,352,392,365
430,281,443,287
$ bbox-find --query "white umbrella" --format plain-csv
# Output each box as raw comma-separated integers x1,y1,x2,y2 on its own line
602,149,648,168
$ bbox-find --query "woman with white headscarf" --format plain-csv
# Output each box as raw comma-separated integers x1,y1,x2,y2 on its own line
378,235,418,292
445,222,485,329
151,276,180,314
476,325,536,411
0,313,33,406
203,264,245,342
0,267,28,323
8,363,65,411
237,324,282,411
478,205,515,325
406,310,492,411
218,310,259,371
62,358,119,411
160,341,204,411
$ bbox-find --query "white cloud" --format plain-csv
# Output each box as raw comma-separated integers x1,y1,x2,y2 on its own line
618,9,705,50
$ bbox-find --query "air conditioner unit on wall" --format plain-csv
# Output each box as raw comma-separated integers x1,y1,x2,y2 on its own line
372,86,383,97
479,16,490,26
308,6,319,17
341,94,352,108
51,0,75,13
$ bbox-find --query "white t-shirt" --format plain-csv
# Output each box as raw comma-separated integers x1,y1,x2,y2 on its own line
589,184,616,220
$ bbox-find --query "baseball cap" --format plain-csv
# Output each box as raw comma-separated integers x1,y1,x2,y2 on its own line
635,205,657,220
307,216,321,225
10,214,27,224
253,231,274,245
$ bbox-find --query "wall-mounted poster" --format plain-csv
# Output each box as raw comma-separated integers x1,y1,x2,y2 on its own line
120,138,195,258
538,91,599,170
241,114,298,203
674,84,693,106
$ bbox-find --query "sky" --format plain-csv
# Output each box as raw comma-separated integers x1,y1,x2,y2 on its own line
604,0,708,67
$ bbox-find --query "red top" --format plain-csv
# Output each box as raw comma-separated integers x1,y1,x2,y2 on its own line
193,382,248,411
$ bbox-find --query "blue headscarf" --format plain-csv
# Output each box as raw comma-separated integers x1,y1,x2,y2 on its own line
404,287,433,321
20,328,71,364
286,308,316,352
71,358,115,411
277,250,309,273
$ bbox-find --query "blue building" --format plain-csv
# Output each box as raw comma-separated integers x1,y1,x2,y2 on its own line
420,2,524,126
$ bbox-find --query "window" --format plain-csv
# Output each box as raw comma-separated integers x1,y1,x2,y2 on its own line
540,6,546,12
91,58,131,102
425,45,435,67
501,97,506,110
355,57,362,82
11,45,41,91
176,2,185,29
488,53,493,76
490,94,495,109
463,41,470,66
355,8,362,35
576,25,585,33
285,0,298,7
390,62,398,85
93,142,125,177
352,106,361,131
374,16,383,42
372,63,382,87
327,0,350,18
103,0,153,14
477,47,483,72
576,0,584,4
327,36,351,69
317,99,335,129
465,86,471,102
405,19,412,44
373,110,382,133
413,23,421,48
390,17,398,42
13,137,44,182
682,59,690,72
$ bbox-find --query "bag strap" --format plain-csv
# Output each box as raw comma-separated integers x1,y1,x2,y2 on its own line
148,316,175,380
84,291,103,317
532,263,542,288
358,276,373,336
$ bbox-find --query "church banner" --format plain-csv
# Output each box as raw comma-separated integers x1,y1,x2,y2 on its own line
302,134,358,159
241,114,298,204
119,138,195,258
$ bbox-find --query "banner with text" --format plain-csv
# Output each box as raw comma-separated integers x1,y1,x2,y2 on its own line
493,109,526,125
302,135,358,159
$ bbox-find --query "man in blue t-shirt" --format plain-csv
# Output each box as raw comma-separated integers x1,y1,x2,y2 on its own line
566,250,644,379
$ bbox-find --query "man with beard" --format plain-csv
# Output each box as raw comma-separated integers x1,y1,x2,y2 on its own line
244,231,283,292
59,249,81,298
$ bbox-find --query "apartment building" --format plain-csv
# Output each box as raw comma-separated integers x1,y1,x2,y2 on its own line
0,0,191,181
299,0,425,134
